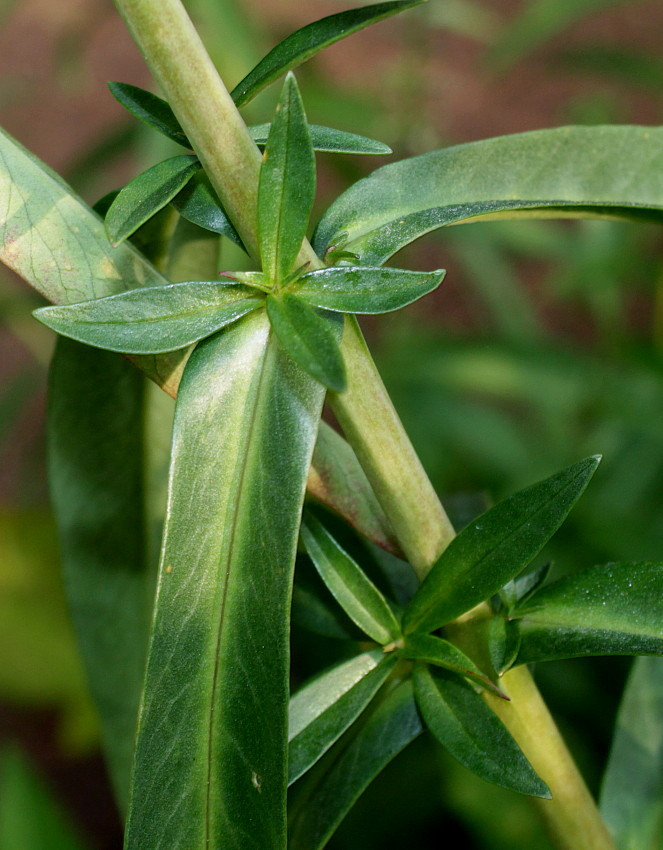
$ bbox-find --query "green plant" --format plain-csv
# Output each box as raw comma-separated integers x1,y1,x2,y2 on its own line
1,1,663,848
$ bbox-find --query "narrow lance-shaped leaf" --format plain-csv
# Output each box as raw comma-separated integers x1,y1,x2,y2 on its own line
413,664,549,797
258,73,315,284
171,172,244,247
314,126,663,265
266,294,345,392
301,513,401,645
288,679,423,850
512,562,663,666
231,0,425,107
292,266,444,313
403,456,600,635
289,650,398,785
600,656,663,850
35,281,263,354
108,81,189,147
105,155,201,246
124,312,325,849
250,123,391,155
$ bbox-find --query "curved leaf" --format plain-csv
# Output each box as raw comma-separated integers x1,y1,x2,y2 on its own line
171,172,244,248
250,123,391,155
403,457,600,635
314,126,663,265
108,81,189,147
35,282,263,354
513,562,663,665
413,664,549,797
231,0,425,107
289,650,398,785
292,266,444,313
301,513,401,644
402,633,506,696
124,312,325,849
105,155,201,246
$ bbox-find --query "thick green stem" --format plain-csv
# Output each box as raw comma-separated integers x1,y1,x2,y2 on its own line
112,2,616,848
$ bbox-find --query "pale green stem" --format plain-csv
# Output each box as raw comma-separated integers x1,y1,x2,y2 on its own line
112,2,616,847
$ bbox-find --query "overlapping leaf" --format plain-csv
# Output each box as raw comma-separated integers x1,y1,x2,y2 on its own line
250,123,391,155
401,633,505,695
108,81,189,146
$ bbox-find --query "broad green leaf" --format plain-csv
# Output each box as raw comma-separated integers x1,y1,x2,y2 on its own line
0,745,88,850
403,457,600,635
171,172,244,248
600,656,663,850
258,74,315,284
105,155,201,246
231,0,425,107
289,649,398,785
250,123,391,155
125,311,325,850
108,81,189,147
401,633,506,696
292,266,444,313
307,421,401,557
288,679,423,850
300,513,401,644
512,562,663,665
413,664,549,797
266,294,345,391
35,281,263,354
48,339,153,814
314,126,663,265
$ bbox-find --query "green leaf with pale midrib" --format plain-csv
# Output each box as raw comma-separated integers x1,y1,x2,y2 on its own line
288,650,398,785
124,312,325,849
231,0,425,107
35,282,263,354
403,456,600,635
314,126,663,265
250,123,391,155
512,562,663,665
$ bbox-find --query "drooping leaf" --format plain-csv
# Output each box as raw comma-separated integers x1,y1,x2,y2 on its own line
171,172,244,248
314,126,663,265
258,73,315,284
231,0,425,107
401,633,506,696
512,562,663,665
250,123,391,155
108,81,189,147
300,513,401,645
48,339,152,814
600,656,663,850
412,664,549,797
288,679,423,850
403,457,600,635
124,311,325,849
289,649,398,785
266,294,345,391
105,155,201,246
35,282,263,354
292,266,444,313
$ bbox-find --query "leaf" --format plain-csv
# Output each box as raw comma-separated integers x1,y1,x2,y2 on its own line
307,421,401,557
403,457,600,635
314,126,663,265
105,154,201,246
292,266,444,313
412,664,549,797
401,633,506,696
108,81,189,147
300,513,401,644
500,562,552,612
600,656,663,850
288,679,423,850
231,0,425,107
488,616,521,677
266,294,345,391
289,650,398,785
258,73,315,284
124,311,325,849
512,562,663,665
249,123,391,155
48,339,152,814
35,281,263,354
171,172,244,248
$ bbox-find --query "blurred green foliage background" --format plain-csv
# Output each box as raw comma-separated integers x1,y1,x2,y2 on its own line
1,0,662,847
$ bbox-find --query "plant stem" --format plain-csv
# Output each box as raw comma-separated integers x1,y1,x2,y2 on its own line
112,2,616,847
